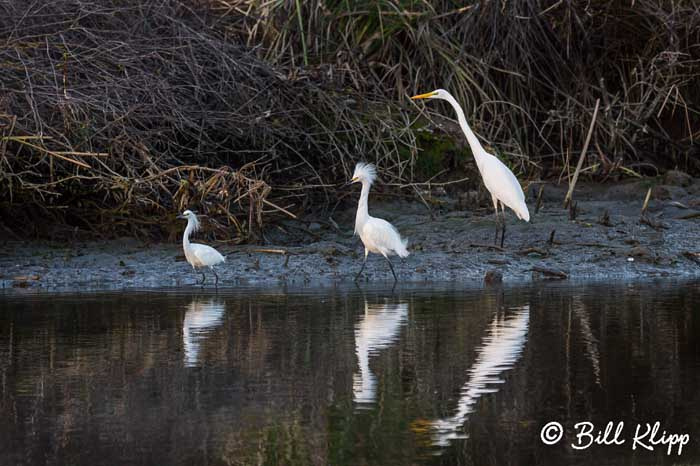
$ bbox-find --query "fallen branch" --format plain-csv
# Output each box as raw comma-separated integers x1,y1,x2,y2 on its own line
468,243,505,252
677,211,700,220
640,214,668,230
681,251,700,265
529,265,568,279
669,201,689,209
518,247,549,256
573,242,623,249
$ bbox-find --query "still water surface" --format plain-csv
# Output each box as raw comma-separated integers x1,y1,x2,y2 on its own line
1,281,699,465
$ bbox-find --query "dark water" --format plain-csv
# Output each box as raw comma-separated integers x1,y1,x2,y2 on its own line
1,281,699,465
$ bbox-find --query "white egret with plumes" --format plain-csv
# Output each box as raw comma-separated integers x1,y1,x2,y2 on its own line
178,210,225,286
347,163,409,282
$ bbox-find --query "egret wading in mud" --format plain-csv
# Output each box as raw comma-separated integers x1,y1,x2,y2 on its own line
411,89,530,247
347,163,409,282
178,210,225,286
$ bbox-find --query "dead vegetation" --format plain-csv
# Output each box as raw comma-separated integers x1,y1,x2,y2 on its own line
237,0,700,176
0,0,417,239
0,0,699,239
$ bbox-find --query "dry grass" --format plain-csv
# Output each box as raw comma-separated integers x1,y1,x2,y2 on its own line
229,0,700,175
1,0,699,239
0,0,417,238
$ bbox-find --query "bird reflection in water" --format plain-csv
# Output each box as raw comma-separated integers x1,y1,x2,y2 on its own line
353,300,408,407
431,305,530,447
183,298,225,367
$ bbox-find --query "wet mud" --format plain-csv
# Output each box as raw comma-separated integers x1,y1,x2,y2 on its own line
2,178,700,292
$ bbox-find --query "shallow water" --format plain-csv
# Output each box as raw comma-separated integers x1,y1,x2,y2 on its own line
1,281,699,465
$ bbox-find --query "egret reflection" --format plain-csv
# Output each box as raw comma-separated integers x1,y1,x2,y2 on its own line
183,298,225,367
431,305,530,447
573,296,601,385
353,300,408,406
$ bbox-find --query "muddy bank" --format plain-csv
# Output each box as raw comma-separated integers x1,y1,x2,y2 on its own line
2,179,700,292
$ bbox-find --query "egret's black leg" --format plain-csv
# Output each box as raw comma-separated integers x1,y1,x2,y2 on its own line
500,205,507,248
384,256,398,282
355,256,367,281
213,269,219,287
500,217,506,249
355,249,369,282
200,271,206,286
493,205,500,246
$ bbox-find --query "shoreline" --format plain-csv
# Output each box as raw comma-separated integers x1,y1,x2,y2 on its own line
2,181,700,293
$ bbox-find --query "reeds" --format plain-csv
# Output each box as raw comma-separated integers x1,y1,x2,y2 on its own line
233,0,699,175
0,0,416,238
1,0,698,238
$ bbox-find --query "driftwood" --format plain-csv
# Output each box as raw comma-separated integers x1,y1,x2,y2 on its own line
681,252,700,266
529,265,568,279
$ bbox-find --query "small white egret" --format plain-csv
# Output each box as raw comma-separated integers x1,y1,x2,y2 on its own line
411,89,530,247
178,210,225,286
354,300,408,406
347,163,409,282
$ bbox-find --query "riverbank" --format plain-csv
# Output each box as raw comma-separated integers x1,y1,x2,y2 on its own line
2,179,700,292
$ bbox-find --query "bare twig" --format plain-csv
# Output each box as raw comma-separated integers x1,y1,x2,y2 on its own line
564,99,600,208
641,187,652,216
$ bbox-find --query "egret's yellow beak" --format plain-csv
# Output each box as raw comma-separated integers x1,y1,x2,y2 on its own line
344,177,359,187
410,91,437,100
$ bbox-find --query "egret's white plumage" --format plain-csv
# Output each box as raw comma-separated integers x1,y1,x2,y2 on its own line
430,306,530,447
411,89,530,246
349,163,408,281
179,210,225,285
183,298,225,367
353,300,408,406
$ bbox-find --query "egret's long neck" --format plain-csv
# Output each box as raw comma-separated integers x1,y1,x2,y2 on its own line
443,93,486,169
355,181,371,234
183,218,194,249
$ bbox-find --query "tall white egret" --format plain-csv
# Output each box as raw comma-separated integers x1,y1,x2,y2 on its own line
431,306,530,447
347,163,409,282
178,210,225,286
411,89,530,247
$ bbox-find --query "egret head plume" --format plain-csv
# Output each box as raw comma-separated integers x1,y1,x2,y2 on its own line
350,162,377,186
180,209,200,231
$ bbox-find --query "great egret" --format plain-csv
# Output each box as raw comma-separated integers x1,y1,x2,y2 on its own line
178,210,225,286
430,306,529,447
411,89,530,247
347,163,409,282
